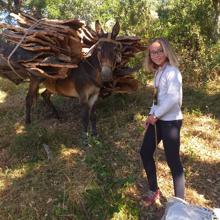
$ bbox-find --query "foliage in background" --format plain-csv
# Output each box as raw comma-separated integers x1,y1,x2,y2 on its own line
154,0,220,86
0,0,219,85
0,1,219,219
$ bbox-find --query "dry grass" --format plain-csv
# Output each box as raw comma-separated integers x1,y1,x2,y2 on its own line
0,77,219,219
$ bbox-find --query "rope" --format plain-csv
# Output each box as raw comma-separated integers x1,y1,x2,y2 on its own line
154,124,159,169
98,37,122,49
7,18,45,80
84,37,122,58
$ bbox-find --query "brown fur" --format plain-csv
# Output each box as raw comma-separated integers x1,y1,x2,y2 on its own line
25,21,122,142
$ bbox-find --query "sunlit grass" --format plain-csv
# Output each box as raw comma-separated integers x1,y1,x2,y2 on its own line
0,90,7,103
0,76,219,219
205,77,220,95
14,122,26,134
182,113,220,161
0,164,36,192
186,188,211,206
111,204,138,220
59,147,82,157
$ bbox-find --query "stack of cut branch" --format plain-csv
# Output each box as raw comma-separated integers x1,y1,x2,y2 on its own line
117,36,145,67
0,12,97,81
108,36,145,95
0,12,145,93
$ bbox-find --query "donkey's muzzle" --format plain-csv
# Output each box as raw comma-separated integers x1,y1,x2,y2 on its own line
101,66,113,82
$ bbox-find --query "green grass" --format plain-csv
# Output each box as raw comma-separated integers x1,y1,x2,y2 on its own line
0,77,219,219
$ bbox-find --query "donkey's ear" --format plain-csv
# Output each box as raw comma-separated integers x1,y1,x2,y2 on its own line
95,20,104,37
111,21,120,39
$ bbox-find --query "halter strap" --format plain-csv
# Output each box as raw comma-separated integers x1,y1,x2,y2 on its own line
83,37,122,58
98,38,122,48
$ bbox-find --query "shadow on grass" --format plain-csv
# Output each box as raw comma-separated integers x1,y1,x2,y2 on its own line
0,78,219,219
183,86,220,119
0,84,156,219
152,147,220,208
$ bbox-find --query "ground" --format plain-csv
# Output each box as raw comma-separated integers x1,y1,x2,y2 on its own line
0,77,219,220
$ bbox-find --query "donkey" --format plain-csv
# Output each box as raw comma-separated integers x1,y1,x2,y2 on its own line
25,21,122,141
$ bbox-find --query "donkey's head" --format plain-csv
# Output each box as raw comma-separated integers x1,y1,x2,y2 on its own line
95,20,122,82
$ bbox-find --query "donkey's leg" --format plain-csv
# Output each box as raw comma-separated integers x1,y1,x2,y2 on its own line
90,104,97,136
81,101,90,134
80,101,90,146
88,93,99,136
25,77,40,124
41,89,60,119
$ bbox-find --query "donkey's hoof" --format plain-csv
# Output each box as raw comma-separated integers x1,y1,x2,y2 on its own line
81,132,91,148
82,140,92,148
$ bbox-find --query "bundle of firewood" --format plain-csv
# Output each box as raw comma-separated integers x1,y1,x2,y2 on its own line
0,12,97,82
0,12,145,93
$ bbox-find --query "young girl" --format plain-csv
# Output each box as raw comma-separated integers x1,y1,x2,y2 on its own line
140,38,185,206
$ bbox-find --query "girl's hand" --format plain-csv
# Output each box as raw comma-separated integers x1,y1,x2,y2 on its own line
147,114,158,125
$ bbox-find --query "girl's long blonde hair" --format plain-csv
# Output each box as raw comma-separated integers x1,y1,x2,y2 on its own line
143,38,179,73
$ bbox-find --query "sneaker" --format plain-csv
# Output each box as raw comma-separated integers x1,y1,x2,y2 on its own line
142,189,160,206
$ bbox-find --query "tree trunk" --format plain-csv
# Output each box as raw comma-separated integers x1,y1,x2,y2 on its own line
212,0,220,43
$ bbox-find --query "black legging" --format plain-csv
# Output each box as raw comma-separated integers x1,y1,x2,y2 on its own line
140,120,185,199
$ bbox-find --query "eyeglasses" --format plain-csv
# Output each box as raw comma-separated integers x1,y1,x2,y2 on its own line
150,48,164,56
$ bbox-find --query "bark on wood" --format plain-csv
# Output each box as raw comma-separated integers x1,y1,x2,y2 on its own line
0,12,145,94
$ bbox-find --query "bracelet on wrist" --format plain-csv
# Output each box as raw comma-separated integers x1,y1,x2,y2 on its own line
152,114,158,119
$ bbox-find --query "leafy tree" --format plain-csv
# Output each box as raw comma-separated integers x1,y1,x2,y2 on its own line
0,0,219,85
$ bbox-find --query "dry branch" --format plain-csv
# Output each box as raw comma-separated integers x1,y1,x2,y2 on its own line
0,12,145,94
